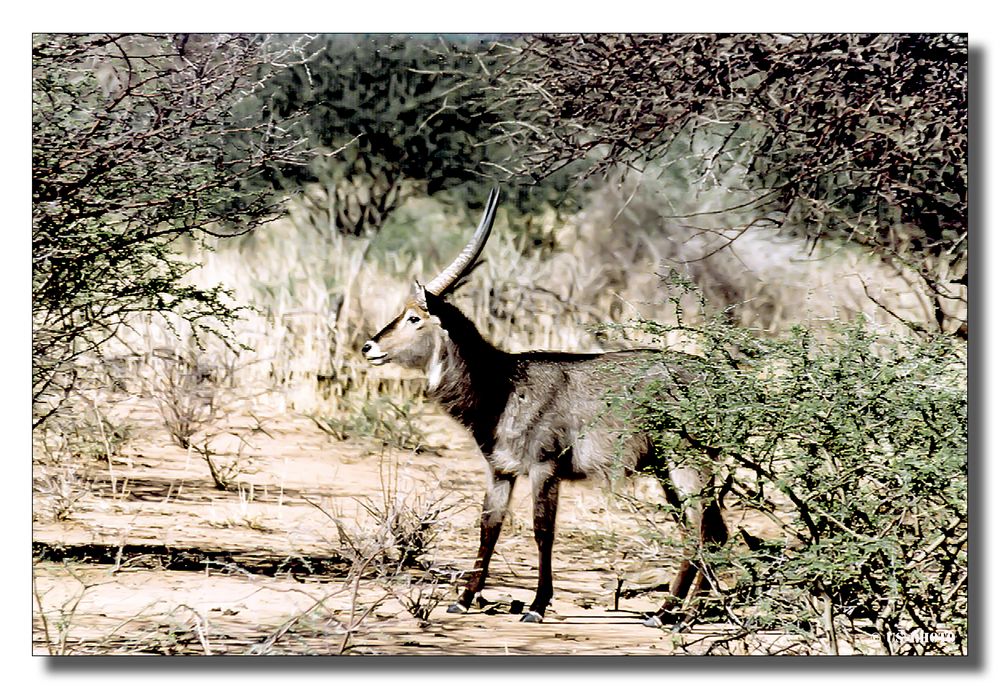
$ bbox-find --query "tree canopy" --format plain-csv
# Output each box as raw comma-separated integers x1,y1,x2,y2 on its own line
31,33,310,420
482,34,968,334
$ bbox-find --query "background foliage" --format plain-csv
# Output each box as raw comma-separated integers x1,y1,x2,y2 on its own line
481,34,967,335
242,35,579,238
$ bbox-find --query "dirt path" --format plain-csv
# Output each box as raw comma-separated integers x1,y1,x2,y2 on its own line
33,400,788,655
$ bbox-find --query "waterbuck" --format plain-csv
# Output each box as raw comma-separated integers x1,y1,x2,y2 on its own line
361,187,728,626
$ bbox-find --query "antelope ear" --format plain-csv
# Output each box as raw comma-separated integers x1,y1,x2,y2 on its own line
412,279,429,311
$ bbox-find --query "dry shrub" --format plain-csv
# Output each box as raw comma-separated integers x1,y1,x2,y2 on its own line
32,390,133,520
579,170,960,338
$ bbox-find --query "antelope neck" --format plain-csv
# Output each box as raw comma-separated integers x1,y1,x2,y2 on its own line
425,300,513,452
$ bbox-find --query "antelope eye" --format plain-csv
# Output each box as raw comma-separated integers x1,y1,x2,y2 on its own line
407,315,421,324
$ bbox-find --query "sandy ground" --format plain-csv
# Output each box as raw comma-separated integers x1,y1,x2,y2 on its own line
33,399,800,656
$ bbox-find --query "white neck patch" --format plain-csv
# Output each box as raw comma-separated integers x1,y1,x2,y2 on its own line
426,335,446,391
427,355,444,391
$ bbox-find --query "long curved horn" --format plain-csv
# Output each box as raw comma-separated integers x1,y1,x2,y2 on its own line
424,186,500,296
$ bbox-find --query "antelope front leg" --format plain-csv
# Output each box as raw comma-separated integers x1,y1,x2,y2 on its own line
448,470,515,614
521,470,560,623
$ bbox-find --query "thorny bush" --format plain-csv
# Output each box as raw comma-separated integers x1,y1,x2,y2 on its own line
480,34,967,336
607,288,966,655
32,34,311,425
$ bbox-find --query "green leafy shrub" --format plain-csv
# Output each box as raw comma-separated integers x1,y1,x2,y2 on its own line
610,288,966,654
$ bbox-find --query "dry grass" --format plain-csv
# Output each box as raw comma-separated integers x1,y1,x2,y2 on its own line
93,174,957,419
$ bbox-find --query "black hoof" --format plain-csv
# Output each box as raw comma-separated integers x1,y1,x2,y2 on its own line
446,602,469,614
519,610,544,623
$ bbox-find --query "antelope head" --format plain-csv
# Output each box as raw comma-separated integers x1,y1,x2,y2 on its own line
361,187,500,373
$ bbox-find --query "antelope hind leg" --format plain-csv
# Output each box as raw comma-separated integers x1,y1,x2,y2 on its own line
520,470,559,623
642,558,700,628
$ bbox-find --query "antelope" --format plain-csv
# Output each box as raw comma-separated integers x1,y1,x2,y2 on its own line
361,187,728,626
